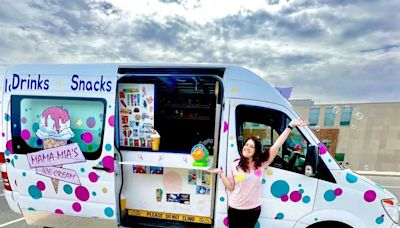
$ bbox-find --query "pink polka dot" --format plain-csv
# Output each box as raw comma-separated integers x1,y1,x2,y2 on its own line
290,191,302,202
108,115,114,127
2,132,5,137
75,186,90,201
254,169,262,177
319,143,327,155
21,129,31,140
72,202,82,212
102,156,114,173
88,172,98,183
36,181,46,191
55,209,64,214
81,132,93,144
364,190,376,202
223,217,229,227
86,117,96,128
6,140,13,154
281,194,289,202
334,188,342,196
21,117,27,124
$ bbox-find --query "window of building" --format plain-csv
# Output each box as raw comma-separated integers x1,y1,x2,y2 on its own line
308,108,320,126
324,107,335,127
340,106,352,126
11,96,106,160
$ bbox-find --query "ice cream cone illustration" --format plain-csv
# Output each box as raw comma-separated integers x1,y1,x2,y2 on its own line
36,107,75,194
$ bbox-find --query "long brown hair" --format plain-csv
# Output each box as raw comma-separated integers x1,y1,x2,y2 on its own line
238,136,269,172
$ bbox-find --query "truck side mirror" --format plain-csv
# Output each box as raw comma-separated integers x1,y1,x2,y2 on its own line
305,145,319,177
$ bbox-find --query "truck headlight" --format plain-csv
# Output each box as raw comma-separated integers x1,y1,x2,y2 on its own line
381,198,399,224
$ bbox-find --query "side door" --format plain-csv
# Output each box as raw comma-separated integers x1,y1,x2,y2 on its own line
3,68,118,224
227,99,318,227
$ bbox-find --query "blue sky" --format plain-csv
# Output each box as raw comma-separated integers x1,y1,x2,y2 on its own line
0,0,399,103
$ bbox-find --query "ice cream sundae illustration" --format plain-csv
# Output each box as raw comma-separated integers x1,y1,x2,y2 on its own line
36,106,75,193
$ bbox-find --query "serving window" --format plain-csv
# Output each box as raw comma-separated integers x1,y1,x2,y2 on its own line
117,76,222,155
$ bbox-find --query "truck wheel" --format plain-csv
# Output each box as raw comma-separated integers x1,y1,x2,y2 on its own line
307,221,352,228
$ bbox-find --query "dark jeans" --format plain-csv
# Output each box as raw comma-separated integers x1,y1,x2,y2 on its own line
228,206,261,228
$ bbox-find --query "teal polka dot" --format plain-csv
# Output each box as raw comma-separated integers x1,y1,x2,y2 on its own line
346,173,358,183
262,179,266,184
104,207,114,217
28,207,36,211
299,189,304,194
230,144,234,147
376,216,384,224
105,144,112,151
271,180,290,198
13,124,17,128
28,185,42,200
219,197,225,202
328,159,332,162
81,168,85,173
92,192,97,196
11,159,15,167
4,114,10,121
324,190,336,202
98,161,103,165
298,184,302,187
5,150,10,156
14,155,18,160
32,123,39,132
302,196,311,203
254,221,260,228
17,145,20,149
63,184,73,195
314,218,318,221
22,172,26,177
276,213,284,220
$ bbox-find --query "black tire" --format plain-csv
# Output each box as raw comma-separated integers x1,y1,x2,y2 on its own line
307,221,353,228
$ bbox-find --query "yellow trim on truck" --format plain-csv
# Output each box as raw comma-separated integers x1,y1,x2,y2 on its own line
127,209,213,224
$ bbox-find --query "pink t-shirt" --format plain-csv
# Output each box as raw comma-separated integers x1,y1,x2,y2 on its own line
227,159,269,210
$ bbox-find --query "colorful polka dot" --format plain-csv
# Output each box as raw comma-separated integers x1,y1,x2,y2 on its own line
55,209,64,214
281,195,289,202
6,140,13,154
81,132,93,144
63,184,73,195
86,117,96,128
89,172,99,183
28,207,36,211
13,155,18,160
302,196,311,203
275,212,284,220
104,207,114,217
271,180,290,198
22,172,26,177
21,129,30,140
262,179,266,184
105,144,112,151
334,188,343,196
75,186,90,201
255,221,260,228
290,191,302,202
376,215,384,224
364,190,376,202
235,172,245,182
36,181,46,191
5,149,10,156
346,173,358,183
72,202,82,212
324,190,336,202
220,197,225,202
318,143,327,155
28,185,42,200
223,217,229,226
102,156,114,173
299,189,304,194
92,192,97,196
4,113,10,121
108,115,115,127
21,117,27,124
81,168,85,173
102,188,108,193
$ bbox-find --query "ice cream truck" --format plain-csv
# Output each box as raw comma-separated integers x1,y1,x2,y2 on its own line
0,64,398,228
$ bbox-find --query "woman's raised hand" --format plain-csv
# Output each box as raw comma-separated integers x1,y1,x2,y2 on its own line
208,167,223,175
289,119,309,128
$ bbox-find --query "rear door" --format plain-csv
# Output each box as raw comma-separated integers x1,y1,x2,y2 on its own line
3,65,118,221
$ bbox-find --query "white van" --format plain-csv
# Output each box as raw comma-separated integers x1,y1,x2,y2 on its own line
0,64,398,228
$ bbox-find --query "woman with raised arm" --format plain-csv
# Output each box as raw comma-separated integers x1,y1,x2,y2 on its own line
209,119,309,228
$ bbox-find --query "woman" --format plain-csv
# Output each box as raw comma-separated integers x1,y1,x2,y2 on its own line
209,119,309,228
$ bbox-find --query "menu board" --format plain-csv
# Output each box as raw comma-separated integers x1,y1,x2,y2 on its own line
118,83,155,148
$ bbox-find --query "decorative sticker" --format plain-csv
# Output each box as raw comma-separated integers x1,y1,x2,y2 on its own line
133,165,148,174
201,171,211,186
188,170,198,185
150,166,164,175
167,193,180,203
196,185,210,195
179,194,190,205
